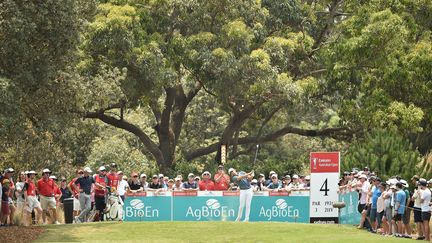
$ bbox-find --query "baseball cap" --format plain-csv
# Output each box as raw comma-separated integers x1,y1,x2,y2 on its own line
218,165,224,169
122,175,127,180
228,168,235,174
5,168,14,173
158,174,164,178
98,166,106,171
27,170,37,175
359,174,367,179
194,176,200,180
400,179,408,187
419,178,428,186
305,175,310,180
269,171,276,176
259,173,265,178
292,174,299,179
84,167,92,173
271,174,278,179
285,175,291,179
175,177,181,181
188,173,194,178
202,171,211,176
152,175,158,179
140,173,147,178
251,179,258,184
42,168,51,173
49,175,57,180
117,171,123,174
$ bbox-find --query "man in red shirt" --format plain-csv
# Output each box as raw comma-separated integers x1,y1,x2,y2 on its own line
94,166,108,221
199,171,215,191
68,169,82,217
214,165,230,191
49,176,63,206
23,171,42,226
37,169,59,224
107,163,119,193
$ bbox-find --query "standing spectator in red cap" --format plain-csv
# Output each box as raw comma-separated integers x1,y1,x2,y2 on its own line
214,165,230,191
199,171,215,191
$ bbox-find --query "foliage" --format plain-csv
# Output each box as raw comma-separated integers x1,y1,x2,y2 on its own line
343,129,423,180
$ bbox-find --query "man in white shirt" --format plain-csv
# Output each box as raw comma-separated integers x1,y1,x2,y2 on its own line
412,180,424,240
357,174,370,229
117,173,129,204
419,179,431,241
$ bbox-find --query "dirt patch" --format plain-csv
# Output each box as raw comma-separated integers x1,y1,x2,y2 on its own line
0,226,44,243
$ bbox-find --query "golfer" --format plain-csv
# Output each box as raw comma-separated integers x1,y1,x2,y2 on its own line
229,168,254,222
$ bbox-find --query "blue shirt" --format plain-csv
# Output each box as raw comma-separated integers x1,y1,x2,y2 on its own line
267,181,281,189
182,181,198,189
371,186,382,209
232,172,251,190
75,176,94,194
396,190,406,214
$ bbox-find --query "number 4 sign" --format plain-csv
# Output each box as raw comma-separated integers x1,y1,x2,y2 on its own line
309,152,340,223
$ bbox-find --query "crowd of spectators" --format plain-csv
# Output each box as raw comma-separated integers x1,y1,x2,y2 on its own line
339,167,432,241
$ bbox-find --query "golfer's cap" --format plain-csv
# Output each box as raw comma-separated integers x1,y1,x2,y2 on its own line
188,173,194,177
98,166,106,171
305,175,310,180
259,173,265,177
42,168,51,173
390,185,397,190
228,168,235,174
269,171,276,175
158,174,164,178
140,173,147,178
359,174,367,179
271,174,278,179
292,174,299,179
27,170,36,175
5,168,14,173
122,175,127,180
152,174,158,179
202,171,211,176
400,179,408,187
49,175,57,180
251,179,258,183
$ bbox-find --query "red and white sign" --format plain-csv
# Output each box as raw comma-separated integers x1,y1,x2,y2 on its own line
310,152,339,173
310,152,340,224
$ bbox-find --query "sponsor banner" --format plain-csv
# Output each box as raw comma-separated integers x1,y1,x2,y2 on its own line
197,191,223,197
250,196,309,223
172,191,198,196
310,152,340,223
339,190,361,225
123,195,171,221
173,196,237,221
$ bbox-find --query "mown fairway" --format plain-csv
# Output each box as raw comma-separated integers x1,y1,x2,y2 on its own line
35,221,412,243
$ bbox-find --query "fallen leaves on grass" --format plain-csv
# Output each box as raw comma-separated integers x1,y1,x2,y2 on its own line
0,226,44,243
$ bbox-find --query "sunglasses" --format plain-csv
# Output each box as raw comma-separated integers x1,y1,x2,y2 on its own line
133,175,138,178
78,172,84,174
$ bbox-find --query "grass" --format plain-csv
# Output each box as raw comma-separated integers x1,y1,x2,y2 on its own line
35,221,413,243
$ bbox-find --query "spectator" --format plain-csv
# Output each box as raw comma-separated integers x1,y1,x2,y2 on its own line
22,171,42,226
214,165,230,191
1,179,11,226
286,174,303,192
265,171,276,186
73,167,95,223
15,172,27,211
158,174,167,189
284,175,291,187
128,172,143,193
393,182,406,237
148,175,163,192
400,179,411,238
93,166,108,221
50,176,63,207
369,177,382,233
38,169,60,224
356,174,370,230
265,174,281,191
172,177,183,191
251,179,259,192
376,182,386,234
412,179,424,240
1,168,16,225
139,174,148,190
194,176,200,184
107,163,119,193
59,177,72,204
117,173,129,203
68,169,82,218
257,174,266,191
199,171,215,191
182,173,198,191
419,178,431,241
303,175,310,189
167,179,174,191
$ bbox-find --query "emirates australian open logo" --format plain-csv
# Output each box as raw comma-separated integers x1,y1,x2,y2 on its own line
185,198,235,220
126,199,159,218
259,199,299,221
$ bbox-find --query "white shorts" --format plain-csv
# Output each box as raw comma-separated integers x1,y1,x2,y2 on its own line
25,196,42,213
40,195,56,210
73,197,80,211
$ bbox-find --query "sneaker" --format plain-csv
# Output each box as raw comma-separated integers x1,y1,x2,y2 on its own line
416,236,425,240
74,216,81,224
54,221,60,225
